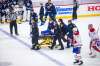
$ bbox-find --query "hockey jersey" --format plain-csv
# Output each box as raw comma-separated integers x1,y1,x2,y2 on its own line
73,31,82,47
89,28,99,40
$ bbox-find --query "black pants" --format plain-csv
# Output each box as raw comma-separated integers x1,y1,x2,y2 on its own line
51,36,64,49
45,12,55,21
10,20,18,35
61,34,67,42
40,14,44,22
32,36,38,48
40,14,45,25
72,9,77,20
0,13,2,23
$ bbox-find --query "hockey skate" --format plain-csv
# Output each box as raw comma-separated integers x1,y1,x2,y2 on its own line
89,52,92,55
73,60,79,64
90,54,97,58
73,60,83,65
78,61,83,65
31,45,40,50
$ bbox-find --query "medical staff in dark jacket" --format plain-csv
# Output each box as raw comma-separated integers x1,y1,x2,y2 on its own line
58,19,68,42
30,9,39,50
29,9,38,25
50,23,64,50
30,22,39,50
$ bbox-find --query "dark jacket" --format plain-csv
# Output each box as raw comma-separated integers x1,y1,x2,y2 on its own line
45,2,56,13
54,24,61,37
48,21,55,30
67,23,76,35
31,23,39,37
60,23,68,36
30,12,38,25
39,6,44,15
52,4,57,15
24,0,33,10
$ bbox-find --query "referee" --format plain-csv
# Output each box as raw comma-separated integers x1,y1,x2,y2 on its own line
9,6,18,35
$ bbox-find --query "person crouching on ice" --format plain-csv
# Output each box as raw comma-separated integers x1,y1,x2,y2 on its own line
30,22,39,50
72,27,83,65
88,24,100,57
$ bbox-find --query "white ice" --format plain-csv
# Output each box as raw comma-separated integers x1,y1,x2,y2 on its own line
0,16,100,66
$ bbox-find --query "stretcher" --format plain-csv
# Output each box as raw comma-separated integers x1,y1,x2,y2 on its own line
38,30,54,48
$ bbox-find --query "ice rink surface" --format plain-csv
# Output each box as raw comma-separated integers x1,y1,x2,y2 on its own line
0,16,100,66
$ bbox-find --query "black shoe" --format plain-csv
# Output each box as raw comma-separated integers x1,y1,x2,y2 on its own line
10,34,13,36
58,48,64,50
31,47,35,50
89,52,92,55
31,47,40,50
78,61,83,65
35,46,40,50
48,46,53,50
73,60,79,64
16,33,19,36
66,46,70,48
71,45,73,47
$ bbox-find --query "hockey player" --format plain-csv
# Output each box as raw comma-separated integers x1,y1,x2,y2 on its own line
45,0,57,21
88,24,100,57
72,27,83,65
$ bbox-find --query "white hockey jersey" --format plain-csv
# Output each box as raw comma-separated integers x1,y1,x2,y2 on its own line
73,33,82,47
89,31,99,40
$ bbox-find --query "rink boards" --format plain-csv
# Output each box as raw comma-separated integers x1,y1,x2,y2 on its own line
34,3,100,19
1,3,100,23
